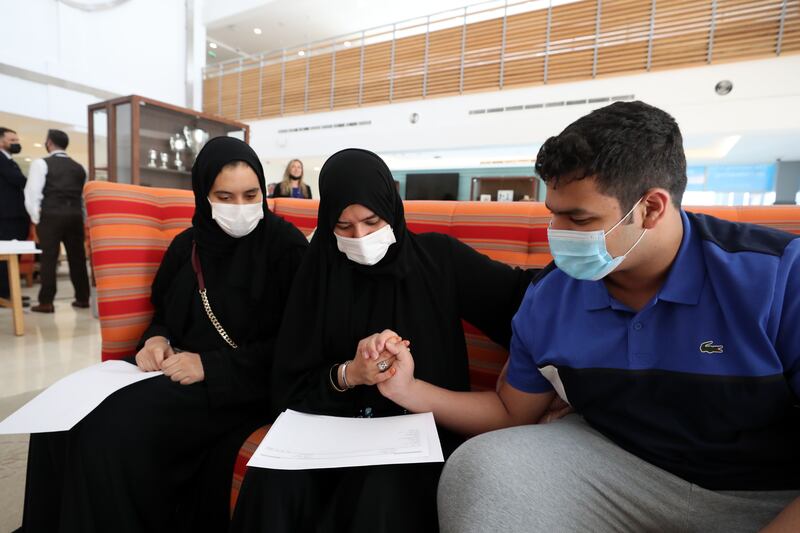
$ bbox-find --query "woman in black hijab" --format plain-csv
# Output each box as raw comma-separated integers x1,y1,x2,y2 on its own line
18,137,308,533
230,148,536,532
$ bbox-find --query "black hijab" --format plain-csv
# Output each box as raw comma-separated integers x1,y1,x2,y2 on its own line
189,136,276,300
153,137,300,348
271,148,470,422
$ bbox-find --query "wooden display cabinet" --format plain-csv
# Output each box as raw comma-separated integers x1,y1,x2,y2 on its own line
88,95,249,190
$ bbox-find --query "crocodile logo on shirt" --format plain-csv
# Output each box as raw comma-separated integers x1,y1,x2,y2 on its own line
699,340,724,354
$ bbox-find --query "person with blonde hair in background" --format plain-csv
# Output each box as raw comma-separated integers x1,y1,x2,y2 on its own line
270,158,312,199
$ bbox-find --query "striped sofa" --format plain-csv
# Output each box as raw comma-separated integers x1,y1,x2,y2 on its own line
83,180,800,513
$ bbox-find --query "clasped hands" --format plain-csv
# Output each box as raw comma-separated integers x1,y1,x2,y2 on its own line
350,329,573,425
134,336,205,385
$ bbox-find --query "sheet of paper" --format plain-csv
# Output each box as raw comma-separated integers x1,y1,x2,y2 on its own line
0,240,40,254
247,409,444,470
0,360,162,435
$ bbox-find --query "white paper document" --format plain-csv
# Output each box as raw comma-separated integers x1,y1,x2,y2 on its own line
0,360,162,435
247,410,444,470
0,240,39,254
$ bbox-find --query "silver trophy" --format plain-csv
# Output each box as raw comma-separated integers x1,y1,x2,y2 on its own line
169,133,187,171
183,126,209,162
160,152,169,169
147,149,158,168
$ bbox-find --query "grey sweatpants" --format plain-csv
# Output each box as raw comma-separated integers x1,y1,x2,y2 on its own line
438,416,798,533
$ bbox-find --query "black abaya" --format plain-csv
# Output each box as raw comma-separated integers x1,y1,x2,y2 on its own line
230,148,536,533
18,137,308,533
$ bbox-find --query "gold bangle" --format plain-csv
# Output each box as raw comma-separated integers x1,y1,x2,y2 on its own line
329,364,346,393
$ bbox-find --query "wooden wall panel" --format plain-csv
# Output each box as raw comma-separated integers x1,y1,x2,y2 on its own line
502,10,547,87
781,1,800,54
260,63,282,118
239,60,261,119
333,47,361,108
220,69,239,119
393,34,426,100
463,18,503,92
282,58,307,115
596,0,651,75
426,26,463,96
202,76,219,116
713,0,784,62
307,54,333,112
548,0,598,81
362,41,392,104
650,0,713,70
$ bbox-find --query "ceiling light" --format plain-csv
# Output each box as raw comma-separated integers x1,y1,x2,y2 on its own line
684,135,742,159
298,50,306,56
253,28,262,35
343,41,352,48
24,158,31,162
209,42,217,49
33,142,42,148
313,166,321,171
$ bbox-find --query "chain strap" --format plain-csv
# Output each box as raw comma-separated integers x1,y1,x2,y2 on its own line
192,241,238,349
198,288,238,349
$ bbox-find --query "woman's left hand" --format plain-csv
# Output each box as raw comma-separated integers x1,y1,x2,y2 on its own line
161,352,205,385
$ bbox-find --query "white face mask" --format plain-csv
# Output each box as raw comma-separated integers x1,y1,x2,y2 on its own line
335,224,397,265
209,201,264,238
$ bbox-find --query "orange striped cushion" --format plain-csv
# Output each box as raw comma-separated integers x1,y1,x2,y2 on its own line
271,198,319,236
85,181,195,360
229,425,271,516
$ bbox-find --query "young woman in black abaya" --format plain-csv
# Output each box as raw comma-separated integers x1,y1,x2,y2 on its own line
230,148,538,533
17,137,308,533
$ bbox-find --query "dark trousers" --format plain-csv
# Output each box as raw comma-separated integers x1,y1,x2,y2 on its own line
36,211,90,305
0,216,30,298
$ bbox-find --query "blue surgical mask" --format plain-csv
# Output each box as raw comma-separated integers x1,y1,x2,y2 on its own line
547,198,647,281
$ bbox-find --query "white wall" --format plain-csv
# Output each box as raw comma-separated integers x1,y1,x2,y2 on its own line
1,0,190,126
247,55,800,193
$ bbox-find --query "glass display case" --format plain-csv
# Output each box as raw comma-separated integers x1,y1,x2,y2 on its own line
88,95,250,189
469,176,539,202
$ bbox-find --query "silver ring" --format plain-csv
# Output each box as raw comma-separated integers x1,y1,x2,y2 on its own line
377,360,390,372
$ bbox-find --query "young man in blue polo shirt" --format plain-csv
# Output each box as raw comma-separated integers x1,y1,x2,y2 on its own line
377,101,800,531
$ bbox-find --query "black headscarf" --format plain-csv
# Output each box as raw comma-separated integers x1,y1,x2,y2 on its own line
189,136,275,301
271,148,469,422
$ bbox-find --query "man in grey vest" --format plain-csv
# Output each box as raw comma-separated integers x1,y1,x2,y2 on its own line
24,129,90,313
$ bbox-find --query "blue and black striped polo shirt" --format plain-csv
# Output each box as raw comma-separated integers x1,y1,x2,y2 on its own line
507,209,800,490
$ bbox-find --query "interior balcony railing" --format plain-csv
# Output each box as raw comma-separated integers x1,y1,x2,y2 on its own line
202,0,800,120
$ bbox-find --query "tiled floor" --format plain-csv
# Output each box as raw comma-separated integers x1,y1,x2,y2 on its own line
0,271,102,532
0,273,101,400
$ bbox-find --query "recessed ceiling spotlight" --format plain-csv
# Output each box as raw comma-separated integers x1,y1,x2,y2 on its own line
343,41,352,48
298,50,306,56
253,27,262,35
715,80,733,95
24,158,31,162
33,142,42,148
209,42,217,49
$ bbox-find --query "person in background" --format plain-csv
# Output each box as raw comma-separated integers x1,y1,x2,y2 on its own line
270,158,312,199
24,129,90,313
0,127,30,303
